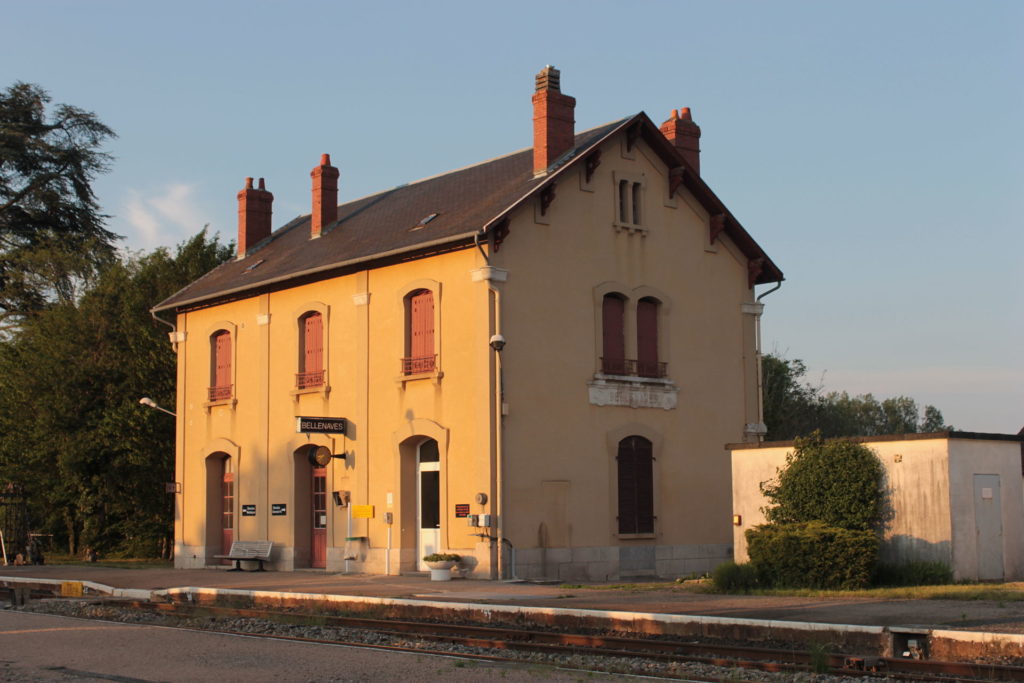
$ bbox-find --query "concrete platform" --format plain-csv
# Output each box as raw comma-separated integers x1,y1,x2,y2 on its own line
3,564,1024,661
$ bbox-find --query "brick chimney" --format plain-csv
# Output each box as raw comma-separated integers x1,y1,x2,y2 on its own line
310,153,339,239
660,108,702,175
532,66,576,175
237,176,273,258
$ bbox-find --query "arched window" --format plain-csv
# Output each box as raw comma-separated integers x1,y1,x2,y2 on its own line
209,330,232,401
601,293,626,375
636,297,661,378
617,436,654,534
403,289,436,374
297,312,324,388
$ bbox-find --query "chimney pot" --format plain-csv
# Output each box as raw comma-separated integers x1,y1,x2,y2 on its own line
532,65,576,175
311,153,340,239
660,106,702,175
237,176,273,258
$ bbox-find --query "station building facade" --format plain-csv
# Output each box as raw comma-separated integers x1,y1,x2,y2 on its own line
154,67,783,580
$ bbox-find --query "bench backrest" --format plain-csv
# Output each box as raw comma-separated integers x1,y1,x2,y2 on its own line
227,540,273,559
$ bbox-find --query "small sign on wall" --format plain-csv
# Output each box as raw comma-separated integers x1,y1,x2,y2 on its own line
454,504,470,518
242,505,256,517
272,504,287,516
352,505,374,519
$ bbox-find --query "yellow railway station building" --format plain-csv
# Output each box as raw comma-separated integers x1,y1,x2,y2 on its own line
154,67,783,580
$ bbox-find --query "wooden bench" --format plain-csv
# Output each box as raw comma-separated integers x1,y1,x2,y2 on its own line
214,540,273,572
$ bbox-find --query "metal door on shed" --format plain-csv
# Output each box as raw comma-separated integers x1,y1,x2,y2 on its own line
973,474,1003,581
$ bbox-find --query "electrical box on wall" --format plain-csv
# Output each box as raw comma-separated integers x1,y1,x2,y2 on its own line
480,514,493,528
466,514,479,527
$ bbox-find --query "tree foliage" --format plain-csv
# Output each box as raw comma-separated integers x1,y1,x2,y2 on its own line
0,82,118,332
762,353,951,441
760,432,885,532
0,230,232,557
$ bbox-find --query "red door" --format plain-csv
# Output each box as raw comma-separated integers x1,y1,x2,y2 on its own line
221,470,234,563
311,467,327,568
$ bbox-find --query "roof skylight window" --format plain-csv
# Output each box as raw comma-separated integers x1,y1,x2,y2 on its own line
409,212,439,231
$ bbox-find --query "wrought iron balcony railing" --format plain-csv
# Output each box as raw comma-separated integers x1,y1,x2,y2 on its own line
296,370,325,389
207,384,233,401
401,355,437,375
600,358,667,379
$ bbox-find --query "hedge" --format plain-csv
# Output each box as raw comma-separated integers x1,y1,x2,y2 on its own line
746,521,878,589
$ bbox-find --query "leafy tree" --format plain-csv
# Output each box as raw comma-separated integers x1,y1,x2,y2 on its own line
761,353,952,440
759,432,885,531
0,82,118,333
0,229,232,557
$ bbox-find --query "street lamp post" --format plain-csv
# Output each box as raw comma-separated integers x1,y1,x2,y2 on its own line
138,397,176,417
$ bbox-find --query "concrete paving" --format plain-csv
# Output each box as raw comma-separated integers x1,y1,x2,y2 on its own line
2,564,1023,633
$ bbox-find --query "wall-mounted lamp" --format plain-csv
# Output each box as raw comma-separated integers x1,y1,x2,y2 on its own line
489,334,506,352
732,514,742,526
139,397,177,417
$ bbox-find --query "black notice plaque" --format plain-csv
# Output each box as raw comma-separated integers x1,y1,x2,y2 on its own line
272,504,287,516
241,504,256,517
296,416,347,434
454,504,470,518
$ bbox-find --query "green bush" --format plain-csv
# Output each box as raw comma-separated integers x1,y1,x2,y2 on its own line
873,561,953,586
712,561,761,593
746,521,878,589
760,432,885,532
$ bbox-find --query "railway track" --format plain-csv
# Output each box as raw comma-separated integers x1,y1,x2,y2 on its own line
96,600,1023,681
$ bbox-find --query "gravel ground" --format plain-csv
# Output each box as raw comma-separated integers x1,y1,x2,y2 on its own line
13,599,904,682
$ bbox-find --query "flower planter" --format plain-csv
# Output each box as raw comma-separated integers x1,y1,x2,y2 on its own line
429,567,452,581
426,559,454,580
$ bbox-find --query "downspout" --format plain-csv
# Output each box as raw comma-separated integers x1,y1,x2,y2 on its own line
151,309,178,351
474,229,490,265
753,281,783,437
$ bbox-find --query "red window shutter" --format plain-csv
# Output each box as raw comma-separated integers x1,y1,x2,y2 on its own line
637,298,659,376
617,436,654,534
213,331,231,388
303,313,323,374
602,295,625,371
410,290,434,359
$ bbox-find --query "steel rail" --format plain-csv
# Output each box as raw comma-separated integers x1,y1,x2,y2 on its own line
115,600,1024,681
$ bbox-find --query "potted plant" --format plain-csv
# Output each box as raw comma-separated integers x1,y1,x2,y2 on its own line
423,552,461,580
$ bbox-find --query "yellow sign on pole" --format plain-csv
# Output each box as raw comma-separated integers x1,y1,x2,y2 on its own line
351,504,375,519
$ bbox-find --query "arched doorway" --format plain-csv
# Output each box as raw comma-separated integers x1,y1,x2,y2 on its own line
416,439,440,570
205,454,233,564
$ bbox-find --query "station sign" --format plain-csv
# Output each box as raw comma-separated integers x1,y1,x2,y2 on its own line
296,416,347,434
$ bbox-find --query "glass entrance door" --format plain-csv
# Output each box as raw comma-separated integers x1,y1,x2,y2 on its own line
311,466,327,568
416,439,440,570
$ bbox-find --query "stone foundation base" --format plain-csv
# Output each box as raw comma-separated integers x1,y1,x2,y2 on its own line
513,543,732,581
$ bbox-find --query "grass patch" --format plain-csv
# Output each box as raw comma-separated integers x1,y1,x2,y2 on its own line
560,579,1024,602
41,555,173,570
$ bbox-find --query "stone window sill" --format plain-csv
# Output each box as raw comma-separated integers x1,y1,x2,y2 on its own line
617,533,657,540
203,397,237,412
396,370,444,386
291,384,331,400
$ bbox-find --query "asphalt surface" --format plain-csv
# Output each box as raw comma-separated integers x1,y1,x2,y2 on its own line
3,564,1024,633
0,610,604,682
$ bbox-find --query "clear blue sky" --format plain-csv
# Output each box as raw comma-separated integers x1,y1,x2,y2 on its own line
4,0,1021,432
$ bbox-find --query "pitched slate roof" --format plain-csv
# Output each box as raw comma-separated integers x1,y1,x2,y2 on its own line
154,114,782,313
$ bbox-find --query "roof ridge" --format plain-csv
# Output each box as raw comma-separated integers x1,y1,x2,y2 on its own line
331,117,635,210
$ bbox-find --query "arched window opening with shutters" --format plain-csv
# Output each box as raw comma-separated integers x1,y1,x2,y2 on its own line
209,330,232,401
601,293,627,375
403,289,436,375
636,297,663,378
297,311,325,389
617,435,654,534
